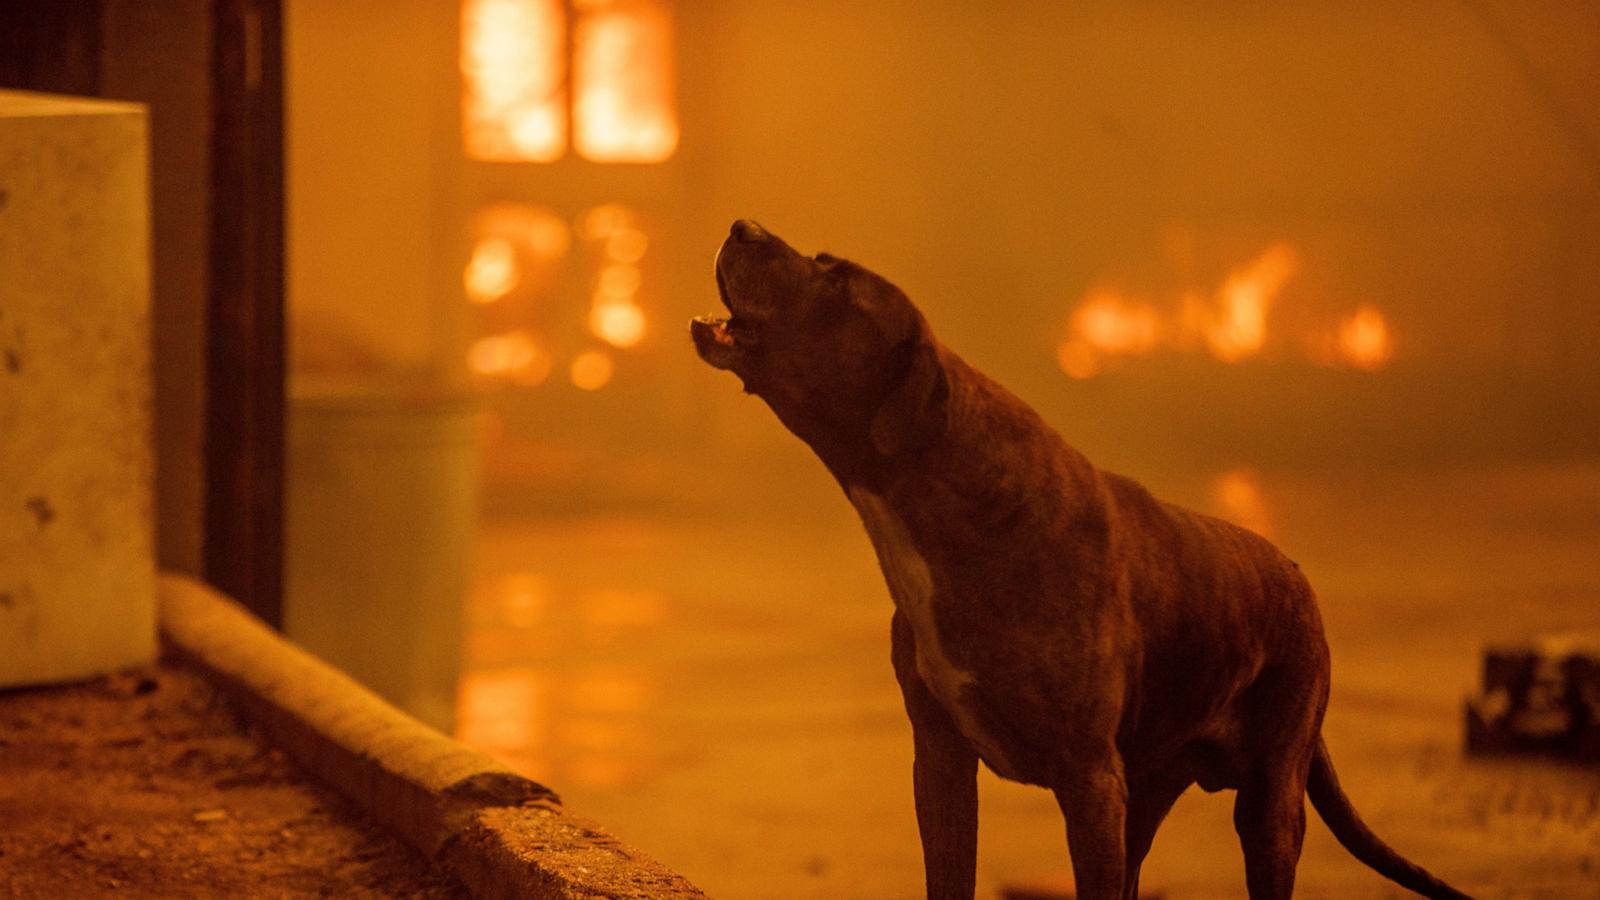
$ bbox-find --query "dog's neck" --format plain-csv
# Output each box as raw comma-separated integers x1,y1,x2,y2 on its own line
756,396,879,487
833,351,1101,528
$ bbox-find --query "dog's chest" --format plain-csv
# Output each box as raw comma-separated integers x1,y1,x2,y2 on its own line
847,488,1021,779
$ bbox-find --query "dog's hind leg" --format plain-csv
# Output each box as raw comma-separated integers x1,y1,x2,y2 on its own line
1233,754,1311,900
1232,666,1324,899
1121,771,1192,899
1052,754,1129,900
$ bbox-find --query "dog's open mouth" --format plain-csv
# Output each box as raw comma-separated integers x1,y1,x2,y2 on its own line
691,312,742,370
692,314,735,345
691,251,746,370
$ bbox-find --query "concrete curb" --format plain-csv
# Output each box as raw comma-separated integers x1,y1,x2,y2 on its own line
158,573,706,899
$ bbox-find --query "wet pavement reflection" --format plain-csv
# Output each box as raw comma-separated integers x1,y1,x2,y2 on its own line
456,463,1600,898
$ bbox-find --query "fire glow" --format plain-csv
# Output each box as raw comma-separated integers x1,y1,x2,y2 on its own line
461,0,567,162
464,238,521,305
582,204,650,350
573,0,679,163
464,203,652,390
1207,241,1299,362
463,204,571,385
468,330,552,385
1059,241,1397,377
461,0,677,163
466,203,571,306
1335,304,1395,371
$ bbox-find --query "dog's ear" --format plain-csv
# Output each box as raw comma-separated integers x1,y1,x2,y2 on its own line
870,334,949,458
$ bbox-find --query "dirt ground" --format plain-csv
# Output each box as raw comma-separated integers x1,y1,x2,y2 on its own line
0,659,465,899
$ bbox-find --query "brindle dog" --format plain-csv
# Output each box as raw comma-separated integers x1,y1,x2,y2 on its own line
691,220,1470,900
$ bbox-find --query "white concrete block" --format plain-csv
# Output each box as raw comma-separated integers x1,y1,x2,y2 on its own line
0,90,156,687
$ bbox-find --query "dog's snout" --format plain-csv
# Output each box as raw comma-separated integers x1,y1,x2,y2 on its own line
730,219,767,243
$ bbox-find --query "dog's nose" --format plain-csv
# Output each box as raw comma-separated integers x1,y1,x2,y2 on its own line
730,219,767,242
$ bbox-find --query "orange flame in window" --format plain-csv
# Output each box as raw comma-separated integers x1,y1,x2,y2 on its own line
462,0,567,162
573,1,678,162
465,204,570,307
464,238,521,304
580,204,651,349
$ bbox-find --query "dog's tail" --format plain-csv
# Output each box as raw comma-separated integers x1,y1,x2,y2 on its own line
1306,736,1471,899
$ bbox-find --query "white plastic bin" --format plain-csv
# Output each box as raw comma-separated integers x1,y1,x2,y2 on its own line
285,379,477,731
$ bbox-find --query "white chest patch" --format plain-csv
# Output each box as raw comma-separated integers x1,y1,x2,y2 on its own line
847,487,1019,779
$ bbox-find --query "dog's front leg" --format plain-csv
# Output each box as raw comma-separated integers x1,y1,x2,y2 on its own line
1053,757,1129,900
910,705,978,900
892,613,978,900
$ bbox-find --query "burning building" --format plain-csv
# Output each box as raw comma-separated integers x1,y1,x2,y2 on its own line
3,1,1598,897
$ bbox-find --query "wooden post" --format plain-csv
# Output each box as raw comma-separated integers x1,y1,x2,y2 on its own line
205,0,285,627
0,0,103,98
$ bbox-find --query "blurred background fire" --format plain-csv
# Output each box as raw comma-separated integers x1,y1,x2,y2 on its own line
35,1,1582,896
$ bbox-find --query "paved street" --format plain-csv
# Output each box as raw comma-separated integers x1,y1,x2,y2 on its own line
459,461,1600,898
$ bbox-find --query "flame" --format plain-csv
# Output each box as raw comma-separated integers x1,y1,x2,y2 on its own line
1206,242,1298,362
570,349,614,390
1213,468,1273,538
1073,289,1162,354
589,300,646,348
465,204,570,310
1056,288,1160,378
461,0,567,162
464,237,521,304
1059,241,1323,378
572,1,678,162
1335,304,1394,371
577,207,650,349
468,331,551,384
